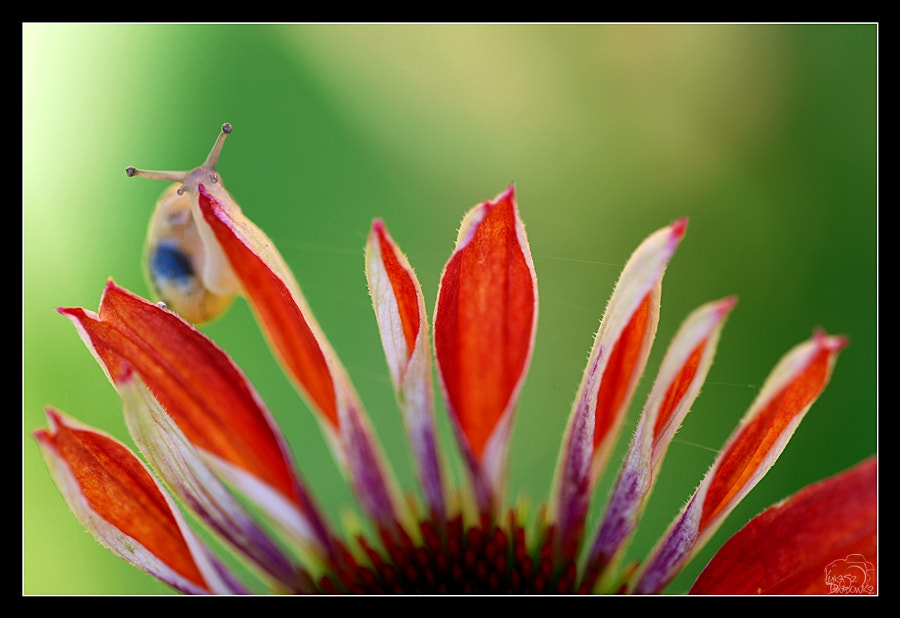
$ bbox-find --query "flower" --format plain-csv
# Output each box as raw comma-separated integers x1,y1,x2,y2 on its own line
35,180,875,594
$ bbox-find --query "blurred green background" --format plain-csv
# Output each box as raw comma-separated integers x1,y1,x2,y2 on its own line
23,24,876,595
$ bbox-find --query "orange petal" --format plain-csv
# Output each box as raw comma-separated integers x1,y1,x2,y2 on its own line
648,297,737,468
433,186,537,511
633,330,847,594
698,331,848,534
34,409,236,594
551,219,685,554
366,219,445,517
593,292,654,453
368,219,421,372
117,369,312,590
435,187,537,459
585,297,736,579
196,185,403,531
691,456,876,595
196,184,339,429
59,282,324,541
589,219,686,478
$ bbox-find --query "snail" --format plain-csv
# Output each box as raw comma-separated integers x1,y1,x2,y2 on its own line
126,123,241,324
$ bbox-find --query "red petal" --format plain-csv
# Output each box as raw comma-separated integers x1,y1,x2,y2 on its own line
196,185,339,429
196,186,404,531
648,296,735,462
35,409,208,590
699,332,847,532
60,282,302,511
594,292,653,449
367,220,446,517
434,187,537,461
373,219,420,357
691,457,877,595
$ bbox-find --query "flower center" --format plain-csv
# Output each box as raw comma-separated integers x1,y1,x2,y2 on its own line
310,511,588,594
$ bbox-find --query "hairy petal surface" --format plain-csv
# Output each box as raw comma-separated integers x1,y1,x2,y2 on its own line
58,282,334,557
196,185,404,532
34,409,247,594
366,219,446,518
433,186,537,515
586,297,736,583
691,456,877,595
551,219,686,555
633,331,848,594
